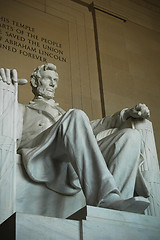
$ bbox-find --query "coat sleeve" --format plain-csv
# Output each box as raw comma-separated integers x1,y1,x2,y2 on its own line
90,108,128,136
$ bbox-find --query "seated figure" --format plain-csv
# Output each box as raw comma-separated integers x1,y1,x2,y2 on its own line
0,63,159,215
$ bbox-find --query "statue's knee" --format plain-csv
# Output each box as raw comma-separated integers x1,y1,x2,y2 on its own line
69,109,89,121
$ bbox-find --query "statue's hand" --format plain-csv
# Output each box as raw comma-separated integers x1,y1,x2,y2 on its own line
0,68,28,85
128,103,150,119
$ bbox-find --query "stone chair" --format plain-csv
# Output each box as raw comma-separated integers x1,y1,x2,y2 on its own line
120,118,160,217
0,80,160,225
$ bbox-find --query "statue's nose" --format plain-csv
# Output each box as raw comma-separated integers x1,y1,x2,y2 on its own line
50,80,54,86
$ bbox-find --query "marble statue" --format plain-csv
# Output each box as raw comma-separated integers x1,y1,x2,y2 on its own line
0,63,159,215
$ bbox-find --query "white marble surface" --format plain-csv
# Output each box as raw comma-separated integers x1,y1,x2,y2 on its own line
0,153,86,224
0,212,81,240
16,155,86,219
83,206,160,240
83,219,160,240
0,155,16,223
0,144,84,226
0,81,17,224
1,208,160,240
87,205,160,228
16,213,81,240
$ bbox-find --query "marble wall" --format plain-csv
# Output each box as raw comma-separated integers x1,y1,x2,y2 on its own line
93,0,160,160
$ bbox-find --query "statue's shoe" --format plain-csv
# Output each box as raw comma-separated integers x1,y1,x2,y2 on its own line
99,196,150,214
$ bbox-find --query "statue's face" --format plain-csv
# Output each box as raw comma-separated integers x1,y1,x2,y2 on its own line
36,70,58,99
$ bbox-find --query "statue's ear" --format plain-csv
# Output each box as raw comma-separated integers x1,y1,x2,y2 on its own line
30,78,38,88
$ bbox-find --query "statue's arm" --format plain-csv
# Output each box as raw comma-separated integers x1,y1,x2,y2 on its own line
90,103,150,136
90,110,125,136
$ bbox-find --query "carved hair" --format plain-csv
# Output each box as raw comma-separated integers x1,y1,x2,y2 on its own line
30,63,58,95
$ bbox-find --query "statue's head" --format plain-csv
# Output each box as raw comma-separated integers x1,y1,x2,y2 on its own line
30,63,59,99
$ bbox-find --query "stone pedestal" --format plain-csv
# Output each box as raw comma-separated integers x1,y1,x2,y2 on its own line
0,212,81,240
83,206,160,240
0,206,160,240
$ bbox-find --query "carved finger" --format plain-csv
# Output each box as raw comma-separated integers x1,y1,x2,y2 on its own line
5,68,12,84
11,69,18,83
137,111,142,117
18,78,28,85
135,104,142,111
145,110,150,118
0,68,7,82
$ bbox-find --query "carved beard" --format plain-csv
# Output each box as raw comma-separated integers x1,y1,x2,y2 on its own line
36,86,55,99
